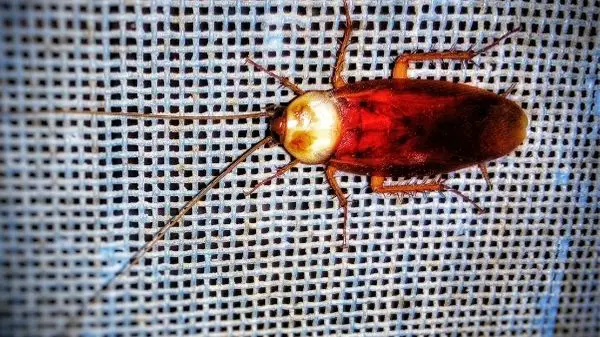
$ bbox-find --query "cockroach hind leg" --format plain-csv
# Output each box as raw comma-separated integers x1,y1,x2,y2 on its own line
370,175,484,214
325,166,350,250
473,25,523,57
442,185,485,214
341,200,349,251
477,162,493,190
392,26,521,79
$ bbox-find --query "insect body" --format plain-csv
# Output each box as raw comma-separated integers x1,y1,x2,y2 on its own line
64,1,526,330
274,79,527,178
264,5,526,246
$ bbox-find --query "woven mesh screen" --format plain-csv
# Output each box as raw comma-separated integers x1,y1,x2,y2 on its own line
1,1,599,336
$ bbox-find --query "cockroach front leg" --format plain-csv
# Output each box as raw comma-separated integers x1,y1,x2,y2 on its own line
370,175,484,214
332,0,353,89
325,166,350,249
245,58,305,95
392,27,521,79
245,159,300,196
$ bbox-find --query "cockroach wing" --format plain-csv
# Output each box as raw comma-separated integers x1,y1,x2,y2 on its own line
328,79,527,177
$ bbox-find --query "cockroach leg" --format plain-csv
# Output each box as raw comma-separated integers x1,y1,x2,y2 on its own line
501,82,518,97
472,25,522,57
325,166,349,250
245,57,305,95
332,0,353,89
477,162,493,190
392,26,522,79
392,50,474,79
370,175,484,214
245,159,300,196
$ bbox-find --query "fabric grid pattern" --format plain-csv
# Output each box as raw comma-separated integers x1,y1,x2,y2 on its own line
0,1,598,336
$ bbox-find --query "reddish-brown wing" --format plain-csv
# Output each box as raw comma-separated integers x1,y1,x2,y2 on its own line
328,79,526,177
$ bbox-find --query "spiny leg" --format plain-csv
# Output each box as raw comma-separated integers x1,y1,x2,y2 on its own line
501,82,518,97
325,166,350,249
370,175,484,214
392,26,522,79
332,0,353,88
245,57,305,95
245,159,300,196
477,162,493,190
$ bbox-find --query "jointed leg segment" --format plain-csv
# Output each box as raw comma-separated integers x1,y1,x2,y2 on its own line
392,50,476,79
245,159,300,196
332,0,353,88
392,26,522,79
370,175,484,214
325,166,349,249
477,163,492,190
245,57,305,95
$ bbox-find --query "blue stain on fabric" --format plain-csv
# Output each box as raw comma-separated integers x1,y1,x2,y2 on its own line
261,15,283,27
204,252,213,272
456,218,474,236
99,246,127,281
586,75,600,115
540,270,563,337
557,238,571,260
152,263,166,281
99,246,116,263
265,33,284,50
553,171,570,186
594,90,600,116
585,75,596,90
576,181,590,207
535,237,570,336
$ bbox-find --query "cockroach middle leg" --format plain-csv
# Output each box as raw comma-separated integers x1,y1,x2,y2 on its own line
477,162,493,190
392,26,522,79
370,175,484,214
325,166,350,250
332,0,353,89
501,82,518,97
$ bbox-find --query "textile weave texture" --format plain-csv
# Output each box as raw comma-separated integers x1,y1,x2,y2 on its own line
0,1,598,336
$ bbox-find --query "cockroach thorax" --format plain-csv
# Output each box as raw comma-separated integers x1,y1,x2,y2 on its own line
274,91,342,164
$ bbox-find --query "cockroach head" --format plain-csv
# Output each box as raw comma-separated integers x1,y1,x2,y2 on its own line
273,91,342,164
268,104,286,146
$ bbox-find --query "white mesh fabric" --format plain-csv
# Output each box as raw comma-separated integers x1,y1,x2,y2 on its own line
0,1,599,336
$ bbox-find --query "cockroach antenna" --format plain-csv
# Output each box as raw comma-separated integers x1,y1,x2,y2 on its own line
54,108,274,120
58,108,274,331
60,54,310,331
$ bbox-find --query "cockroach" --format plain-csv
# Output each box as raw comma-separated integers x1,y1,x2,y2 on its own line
63,0,527,329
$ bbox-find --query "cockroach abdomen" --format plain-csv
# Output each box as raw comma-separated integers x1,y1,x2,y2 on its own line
327,79,527,177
